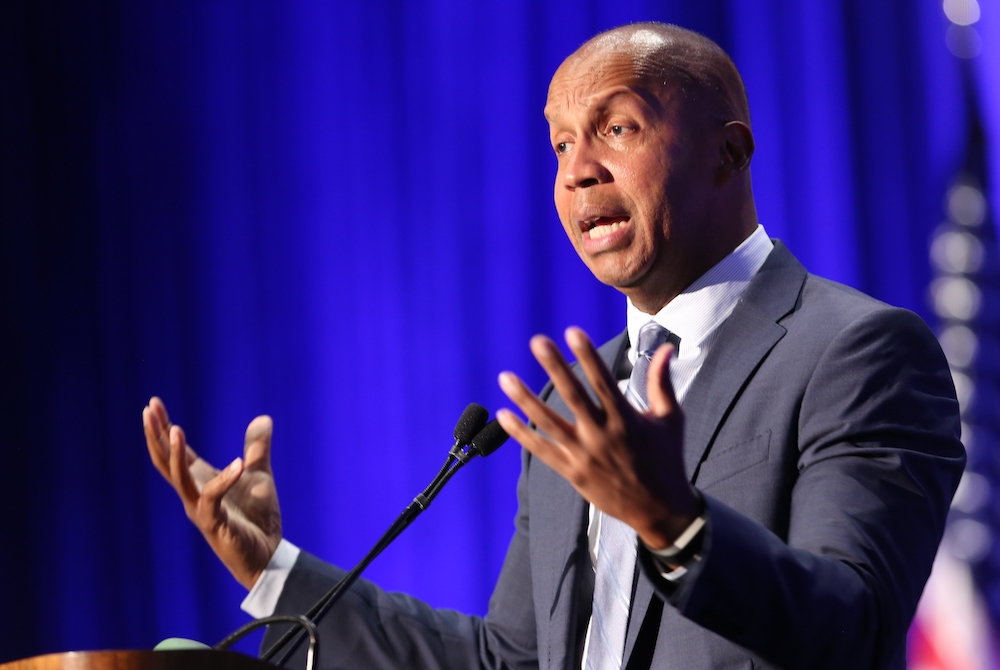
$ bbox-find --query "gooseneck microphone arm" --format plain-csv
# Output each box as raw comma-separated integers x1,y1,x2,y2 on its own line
215,615,318,670
255,405,508,667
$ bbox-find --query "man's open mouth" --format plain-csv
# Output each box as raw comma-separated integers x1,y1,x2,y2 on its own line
584,217,631,240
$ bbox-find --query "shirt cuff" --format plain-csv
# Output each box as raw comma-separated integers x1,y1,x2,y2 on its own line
240,538,301,619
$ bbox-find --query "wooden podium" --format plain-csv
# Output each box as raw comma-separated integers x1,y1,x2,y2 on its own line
0,650,277,670
0,614,318,669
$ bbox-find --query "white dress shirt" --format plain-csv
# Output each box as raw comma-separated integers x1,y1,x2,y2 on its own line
243,225,774,621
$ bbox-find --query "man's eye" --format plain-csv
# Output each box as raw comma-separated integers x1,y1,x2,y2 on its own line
610,125,629,136
556,142,569,154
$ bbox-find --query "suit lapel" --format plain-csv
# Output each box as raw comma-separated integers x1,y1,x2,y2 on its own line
680,242,805,478
623,242,806,663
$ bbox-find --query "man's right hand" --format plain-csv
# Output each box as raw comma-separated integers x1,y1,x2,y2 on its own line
142,396,282,590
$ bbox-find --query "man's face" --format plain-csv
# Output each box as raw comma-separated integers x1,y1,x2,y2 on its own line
544,47,716,299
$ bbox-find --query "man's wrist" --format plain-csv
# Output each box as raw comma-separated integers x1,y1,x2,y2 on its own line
640,488,705,550
241,538,301,619
642,501,707,573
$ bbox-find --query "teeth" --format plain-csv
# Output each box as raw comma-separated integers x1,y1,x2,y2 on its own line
587,220,628,239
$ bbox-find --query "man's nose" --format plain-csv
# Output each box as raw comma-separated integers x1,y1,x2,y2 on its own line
563,141,611,189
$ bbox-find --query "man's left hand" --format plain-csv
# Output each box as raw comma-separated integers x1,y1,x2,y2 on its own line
496,326,702,550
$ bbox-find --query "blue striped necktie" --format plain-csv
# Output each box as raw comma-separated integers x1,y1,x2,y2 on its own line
585,322,679,670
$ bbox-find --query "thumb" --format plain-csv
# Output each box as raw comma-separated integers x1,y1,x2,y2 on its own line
243,415,274,471
201,457,245,509
646,343,679,417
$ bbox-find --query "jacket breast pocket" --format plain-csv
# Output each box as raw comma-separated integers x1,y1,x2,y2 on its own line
695,430,771,490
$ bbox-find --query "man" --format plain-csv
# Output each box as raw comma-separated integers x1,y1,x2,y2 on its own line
143,22,964,669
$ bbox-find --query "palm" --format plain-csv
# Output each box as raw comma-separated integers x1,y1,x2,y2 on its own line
143,397,282,589
190,445,280,567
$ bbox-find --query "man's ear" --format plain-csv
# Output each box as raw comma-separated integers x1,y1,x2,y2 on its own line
718,121,754,180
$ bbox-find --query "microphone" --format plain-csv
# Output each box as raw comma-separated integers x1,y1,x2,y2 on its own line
427,419,510,505
454,403,490,446
254,406,507,666
469,418,510,458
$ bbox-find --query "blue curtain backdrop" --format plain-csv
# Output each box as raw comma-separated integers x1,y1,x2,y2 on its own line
0,0,995,662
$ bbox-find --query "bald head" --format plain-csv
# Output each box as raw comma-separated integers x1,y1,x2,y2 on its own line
545,23,759,313
563,23,751,126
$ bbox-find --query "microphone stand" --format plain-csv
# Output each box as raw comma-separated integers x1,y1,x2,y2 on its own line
222,418,508,667
258,426,499,667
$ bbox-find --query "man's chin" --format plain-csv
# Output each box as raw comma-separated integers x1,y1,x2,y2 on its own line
585,257,652,291
586,261,672,312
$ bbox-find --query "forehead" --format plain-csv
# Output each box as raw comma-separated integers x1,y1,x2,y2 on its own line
544,46,670,122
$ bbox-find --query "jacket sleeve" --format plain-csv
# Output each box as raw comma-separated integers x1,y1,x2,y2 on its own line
261,447,539,670
641,307,965,669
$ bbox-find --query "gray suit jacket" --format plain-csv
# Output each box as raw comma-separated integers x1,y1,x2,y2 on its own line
264,243,964,670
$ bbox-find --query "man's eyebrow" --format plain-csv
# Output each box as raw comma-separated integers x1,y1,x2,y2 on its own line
591,87,664,116
545,86,664,124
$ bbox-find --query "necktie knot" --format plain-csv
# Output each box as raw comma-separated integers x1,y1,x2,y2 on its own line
636,322,679,360
625,323,679,412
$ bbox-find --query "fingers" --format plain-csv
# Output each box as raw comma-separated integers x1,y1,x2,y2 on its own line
499,326,628,450
200,457,244,512
528,332,605,426
243,415,274,471
563,327,625,416
497,371,575,451
166,424,241,530
646,343,679,417
187,449,220,488
149,396,171,429
168,423,201,504
494,406,563,463
143,404,171,479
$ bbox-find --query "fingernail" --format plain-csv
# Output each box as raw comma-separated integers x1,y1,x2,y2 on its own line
226,458,241,473
496,408,518,427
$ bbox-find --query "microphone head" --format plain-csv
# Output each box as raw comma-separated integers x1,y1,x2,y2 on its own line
470,419,509,458
454,403,489,445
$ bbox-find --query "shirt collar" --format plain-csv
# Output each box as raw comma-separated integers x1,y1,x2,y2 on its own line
626,225,774,358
